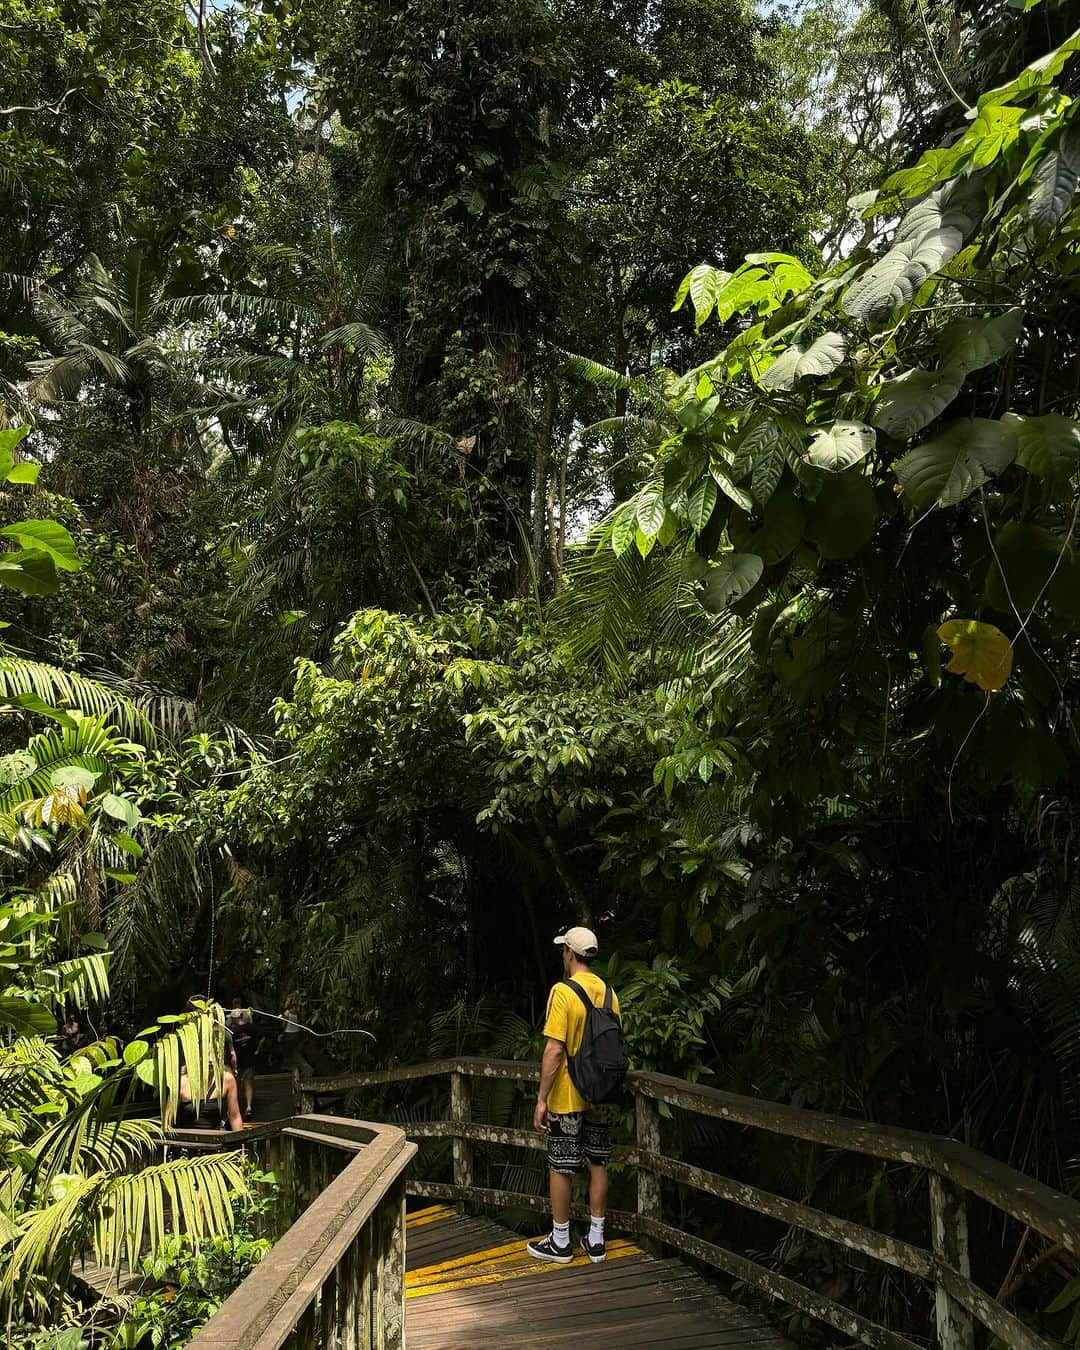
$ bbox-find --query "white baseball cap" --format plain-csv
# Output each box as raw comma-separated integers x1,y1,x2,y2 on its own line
554,926,599,958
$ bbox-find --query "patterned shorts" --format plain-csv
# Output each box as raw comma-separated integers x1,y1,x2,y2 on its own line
546,1108,612,1174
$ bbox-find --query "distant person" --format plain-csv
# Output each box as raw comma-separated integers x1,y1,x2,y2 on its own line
60,1012,83,1055
280,1002,311,1075
175,1062,244,1131
172,995,243,1130
527,927,626,1266
227,998,256,1119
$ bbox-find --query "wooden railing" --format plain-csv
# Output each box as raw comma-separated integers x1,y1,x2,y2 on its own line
184,1114,415,1350
301,1058,1080,1350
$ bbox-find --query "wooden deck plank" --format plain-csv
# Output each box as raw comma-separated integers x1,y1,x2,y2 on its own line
405,1210,792,1349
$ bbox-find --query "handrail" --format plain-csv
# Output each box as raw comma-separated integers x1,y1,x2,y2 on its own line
303,1056,1080,1350
187,1113,416,1350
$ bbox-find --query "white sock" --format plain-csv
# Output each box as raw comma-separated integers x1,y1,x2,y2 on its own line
588,1215,605,1245
552,1219,570,1247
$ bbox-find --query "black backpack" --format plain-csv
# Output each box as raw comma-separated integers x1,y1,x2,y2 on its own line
562,978,629,1104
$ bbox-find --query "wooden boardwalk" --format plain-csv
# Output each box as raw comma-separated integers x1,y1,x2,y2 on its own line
405,1204,793,1349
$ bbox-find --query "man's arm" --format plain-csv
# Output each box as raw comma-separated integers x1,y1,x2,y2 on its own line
534,1036,564,1133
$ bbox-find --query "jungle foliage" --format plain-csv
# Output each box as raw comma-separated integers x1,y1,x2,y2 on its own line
3,0,1080,1342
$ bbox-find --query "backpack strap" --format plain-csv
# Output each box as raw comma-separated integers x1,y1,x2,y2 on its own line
561,978,593,1013
562,978,613,1012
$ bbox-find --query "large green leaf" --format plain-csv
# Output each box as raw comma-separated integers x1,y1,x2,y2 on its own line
610,504,637,557
0,995,55,1035
0,425,29,480
0,521,81,572
6,462,41,485
844,229,964,322
686,477,718,532
894,418,1017,509
635,488,667,538
1027,120,1080,227
892,178,986,242
795,332,847,379
730,415,778,481
938,618,1013,691
102,793,141,828
730,488,806,564
758,332,847,391
0,693,78,729
676,394,720,431
0,552,60,595
938,307,1024,375
1006,412,1080,480
872,369,963,440
804,421,876,471
750,441,786,507
0,426,30,456
673,264,731,327
52,765,99,794
700,553,763,612
710,461,754,512
757,344,802,391
804,473,879,559
984,521,1080,625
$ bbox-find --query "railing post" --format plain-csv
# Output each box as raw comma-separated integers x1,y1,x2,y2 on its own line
373,1175,407,1349
636,1087,662,1254
929,1173,976,1350
450,1070,474,1197
293,1066,314,1115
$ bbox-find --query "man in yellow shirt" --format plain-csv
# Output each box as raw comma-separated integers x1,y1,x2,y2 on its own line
527,926,620,1265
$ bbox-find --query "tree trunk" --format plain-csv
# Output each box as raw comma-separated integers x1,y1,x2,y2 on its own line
531,380,557,592
611,258,632,499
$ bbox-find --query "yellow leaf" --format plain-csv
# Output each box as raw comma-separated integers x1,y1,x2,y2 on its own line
937,619,1013,691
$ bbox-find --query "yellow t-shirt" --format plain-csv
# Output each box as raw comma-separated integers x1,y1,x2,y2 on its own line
542,972,621,1114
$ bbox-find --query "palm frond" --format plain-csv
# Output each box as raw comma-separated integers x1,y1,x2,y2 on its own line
215,352,316,384
376,417,455,450
37,953,110,1009
0,660,158,745
319,321,388,357
578,414,668,442
563,353,633,389
0,271,34,301
105,832,202,991
155,1001,227,1128
3,1153,243,1293
161,292,315,326
0,715,141,816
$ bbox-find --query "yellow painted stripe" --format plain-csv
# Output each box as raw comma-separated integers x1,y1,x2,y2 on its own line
406,1239,642,1298
406,1237,525,1278
410,1236,637,1279
406,1240,639,1291
407,1203,454,1222
406,1205,457,1229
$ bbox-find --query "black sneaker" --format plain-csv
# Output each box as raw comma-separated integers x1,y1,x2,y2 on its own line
526,1234,573,1264
580,1234,606,1263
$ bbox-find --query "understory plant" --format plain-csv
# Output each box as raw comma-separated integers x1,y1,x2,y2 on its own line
112,1163,277,1350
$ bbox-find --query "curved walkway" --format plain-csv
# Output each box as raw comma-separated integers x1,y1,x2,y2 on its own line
405,1204,793,1349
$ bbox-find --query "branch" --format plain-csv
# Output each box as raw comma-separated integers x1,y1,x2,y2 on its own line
183,0,216,74
0,88,77,117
